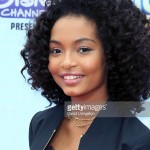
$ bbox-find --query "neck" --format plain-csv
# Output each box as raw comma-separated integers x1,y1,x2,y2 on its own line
69,85,109,119
71,84,109,105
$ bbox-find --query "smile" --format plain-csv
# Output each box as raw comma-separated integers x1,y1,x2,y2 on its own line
64,75,83,80
60,74,84,86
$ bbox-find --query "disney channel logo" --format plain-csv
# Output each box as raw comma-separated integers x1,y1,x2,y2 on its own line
0,0,45,18
0,0,149,18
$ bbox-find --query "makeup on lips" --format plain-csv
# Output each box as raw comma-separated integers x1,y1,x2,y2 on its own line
60,73,85,86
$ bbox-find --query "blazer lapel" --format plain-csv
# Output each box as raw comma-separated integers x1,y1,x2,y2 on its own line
30,105,64,150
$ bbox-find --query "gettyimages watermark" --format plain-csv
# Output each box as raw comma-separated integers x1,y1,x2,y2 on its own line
64,101,150,118
65,103,107,117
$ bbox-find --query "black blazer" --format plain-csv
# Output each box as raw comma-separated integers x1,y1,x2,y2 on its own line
29,104,150,150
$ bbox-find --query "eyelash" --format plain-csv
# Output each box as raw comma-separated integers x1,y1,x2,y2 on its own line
49,47,92,55
49,48,61,54
78,47,92,53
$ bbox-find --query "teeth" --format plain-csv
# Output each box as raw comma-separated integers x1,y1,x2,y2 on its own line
64,76,82,80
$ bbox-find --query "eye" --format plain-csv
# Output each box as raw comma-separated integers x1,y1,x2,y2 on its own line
78,47,92,54
49,48,62,55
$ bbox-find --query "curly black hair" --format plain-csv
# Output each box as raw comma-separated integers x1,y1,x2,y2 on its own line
21,0,150,113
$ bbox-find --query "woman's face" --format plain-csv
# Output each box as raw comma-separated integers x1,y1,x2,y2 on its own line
48,15,108,100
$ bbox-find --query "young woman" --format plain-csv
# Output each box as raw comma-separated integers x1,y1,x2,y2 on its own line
21,0,150,150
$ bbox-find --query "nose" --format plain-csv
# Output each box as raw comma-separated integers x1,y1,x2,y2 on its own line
60,52,77,70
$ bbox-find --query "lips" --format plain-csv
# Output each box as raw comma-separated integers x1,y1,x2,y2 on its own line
60,73,84,86
63,75,83,80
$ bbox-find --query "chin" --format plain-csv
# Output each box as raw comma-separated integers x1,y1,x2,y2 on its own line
63,89,81,97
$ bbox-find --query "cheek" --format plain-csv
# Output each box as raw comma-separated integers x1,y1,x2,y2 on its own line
48,59,58,74
83,57,105,74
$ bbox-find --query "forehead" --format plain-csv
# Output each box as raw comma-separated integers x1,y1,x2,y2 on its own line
50,15,98,40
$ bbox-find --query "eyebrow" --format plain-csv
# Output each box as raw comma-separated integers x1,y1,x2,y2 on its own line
49,38,96,44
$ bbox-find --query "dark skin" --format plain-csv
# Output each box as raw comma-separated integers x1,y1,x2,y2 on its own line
50,118,92,150
48,15,108,150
